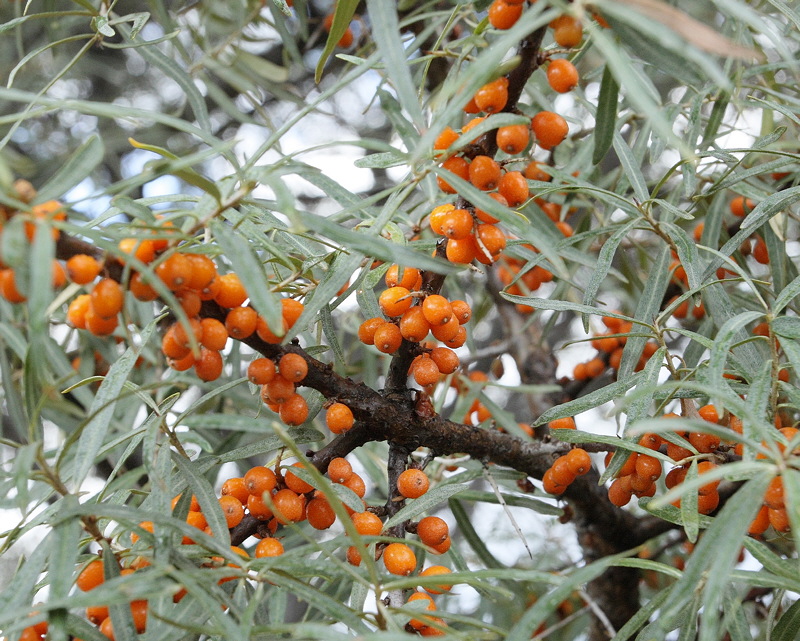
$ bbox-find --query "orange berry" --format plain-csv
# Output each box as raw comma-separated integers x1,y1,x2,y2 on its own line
429,535,451,555
199,318,228,351
307,497,336,529
429,204,456,234
421,295,452,326
281,297,304,329
607,477,633,507
417,516,449,547
412,356,441,387
118,238,156,265
548,416,576,430
326,402,355,434
400,306,431,342
99,616,115,640
753,235,769,264
475,191,507,224
244,466,278,496
497,170,529,207
264,374,295,405
90,278,124,319
552,15,583,47
430,315,461,342
634,455,662,482
254,537,284,558
688,431,720,454
488,0,522,30
76,559,105,591
223,306,256,339
221,477,250,504
219,495,245,528
749,505,770,535
437,156,470,194
379,286,414,317
129,272,158,301
547,58,579,93
438,208,473,240
67,294,91,329
420,565,452,595
327,457,353,484
358,317,385,345
764,476,785,509
433,126,459,151
383,542,417,575
155,253,192,291
279,393,309,426
272,488,305,524
256,315,288,344
279,352,308,383
194,348,223,382
407,591,436,631
248,357,276,385
346,545,362,566
476,223,507,260
351,510,382,536
86,604,110,625
768,506,790,532
542,468,567,495
474,77,509,113
729,196,756,217
430,346,459,374
469,155,502,190
373,322,403,354
386,265,420,290
445,236,477,264
215,273,248,308
496,124,530,155
697,491,720,515
397,468,429,499
66,254,102,285
532,111,569,150
565,448,592,475
247,493,274,520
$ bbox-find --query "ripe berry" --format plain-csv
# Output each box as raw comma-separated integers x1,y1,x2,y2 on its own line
497,171,529,207
327,457,353,484
552,15,583,47
397,468,429,499
244,466,278,496
284,461,315,494
155,253,192,290
488,0,523,30
248,357,276,385
429,203,456,234
76,559,105,591
373,322,403,354
407,591,436,631
327,402,355,434
475,192,507,224
607,476,633,507
264,374,295,405
532,111,569,150
272,488,306,524
226,306,258,339
400,306,431,342
565,448,592,475
469,155,502,191
215,273,248,308
440,208,474,240
199,318,228,351
254,537,284,558
422,294,453,326
194,348,223,382
412,356,440,387
386,265,420,290
352,510,383,536
383,542,417,575
419,565,453,594
379,286,414,317
473,77,509,113
476,223,507,260
434,127,459,151
279,352,308,383
221,477,250,504
219,495,245,528
358,317,385,345
306,497,336,530
542,468,567,495
417,516,449,547
437,156,470,194
279,393,309,425
129,272,158,301
445,237,477,264
729,195,756,217
66,254,101,285
90,278,124,319
547,58,579,93
67,294,91,329
496,124,530,155
430,347,459,374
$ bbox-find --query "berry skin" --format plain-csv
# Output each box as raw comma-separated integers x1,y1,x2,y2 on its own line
67,294,91,329
437,156,470,194
445,237,477,264
476,223,507,260
129,273,158,301
552,15,583,47
474,77,509,113
221,477,250,504
66,254,101,285
412,356,440,387
199,318,228,351
248,357,276,385
244,466,278,496
422,294,453,327
400,307,431,342
496,124,530,155
565,448,592,475
439,208,474,240
532,111,569,150
383,542,417,575
420,565,453,594
284,461,315,494
358,317,385,345
373,322,403,354
264,374,295,405
386,265,421,290
488,0,523,30
219,495,245,528
417,516,449,547
279,352,308,383
407,592,436,631
469,155,502,191
352,511,383,536
547,58,579,93
397,468,430,499
306,497,336,530
475,192,507,224
429,203,456,234
327,402,355,434
194,348,223,382
497,171,530,207
327,457,353,484
155,253,192,291
76,559,105,591
254,537,284,558
279,393,309,426
549,416,576,430
729,196,756,217
430,347,459,374
434,127,459,151
272,488,306,524
214,273,248,308
542,468,567,495
90,278,124,319
379,286,414,317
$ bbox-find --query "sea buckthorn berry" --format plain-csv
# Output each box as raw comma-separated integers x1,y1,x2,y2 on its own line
175,289,201,317
476,223,507,259
326,402,354,435
697,404,720,424
66,254,101,285
199,318,228,351
556,221,574,237
247,493,274,520
417,516,449,547
279,393,309,425
420,565,453,595
697,491,720,515
129,272,158,301
215,273,247,308
729,196,756,217
221,477,250,504
429,204,456,234
565,448,592,475
119,238,156,265
256,316,288,344
532,111,569,150
386,265,420,290
155,253,192,291
407,591,436,631
219,495,245,529
306,497,336,530
0,269,26,303
547,58,580,93
753,235,769,264
76,559,105,591
768,506,790,532
255,537,284,558
429,535,451,554
327,457,353,484
498,171,529,207
542,468,567,495
87,604,110,625
422,295,452,326
279,353,308,383
412,356,441,387
264,374,295,405
374,321,403,354
284,461,315,494
524,160,551,183
226,306,258,339
445,237,477,264
431,315,461,342
548,416,576,430
67,294,91,329
475,192,507,224
184,254,217,290
280,298,305,329
638,433,662,450
437,156,470,194
194,348,223,382
383,542,417,575
550,456,577,486
90,278,124,319
764,476,784,509
496,124,530,155
434,127,459,151
430,347,459,375
400,307,431,342
449,300,471,325
635,455,662,482
346,546,362,566
607,476,633,507
244,466,278,496
469,155,502,191
440,208,474,240
379,286,414,317
272,488,306,524
749,505,770,535
488,0,523,30
99,616,115,639
248,357,276,385
358,317,384,345
352,510,383,536
474,76,509,113
552,15,583,47
688,431,720,454
398,468,430,499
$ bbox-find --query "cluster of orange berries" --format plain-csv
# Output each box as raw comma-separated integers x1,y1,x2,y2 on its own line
358,264,470,385
247,351,311,425
541,445,593,495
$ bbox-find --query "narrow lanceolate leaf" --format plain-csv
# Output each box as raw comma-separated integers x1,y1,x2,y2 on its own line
772,598,800,641
383,483,468,529
172,452,229,542
613,131,649,203
593,65,619,165
314,0,360,82
70,320,156,488
36,134,104,202
535,374,642,426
